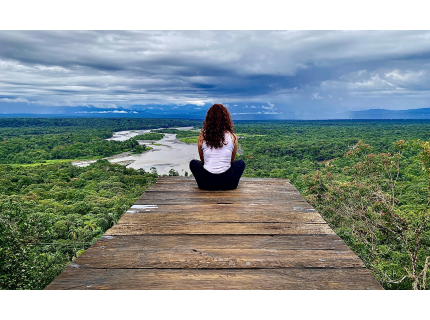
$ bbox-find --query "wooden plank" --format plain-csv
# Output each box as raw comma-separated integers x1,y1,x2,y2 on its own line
147,179,292,185
125,203,320,214
124,204,320,215
134,198,313,206
117,210,326,224
144,187,300,194
148,182,295,191
45,176,383,290
73,248,364,269
139,191,304,201
105,222,336,235
45,268,383,290
89,235,350,251
145,183,297,192
155,177,290,183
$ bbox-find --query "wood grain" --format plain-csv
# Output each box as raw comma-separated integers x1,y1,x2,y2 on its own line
118,210,326,224
45,268,382,290
73,248,364,269
45,176,383,290
105,222,336,235
88,235,350,251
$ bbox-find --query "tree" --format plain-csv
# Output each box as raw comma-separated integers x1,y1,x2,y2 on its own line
168,169,179,176
304,140,430,290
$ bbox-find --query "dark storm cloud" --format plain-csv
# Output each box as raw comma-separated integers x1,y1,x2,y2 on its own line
1,30,430,117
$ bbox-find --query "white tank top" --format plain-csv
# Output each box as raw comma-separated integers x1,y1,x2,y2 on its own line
202,132,234,174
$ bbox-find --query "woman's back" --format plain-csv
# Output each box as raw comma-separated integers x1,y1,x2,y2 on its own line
189,103,245,190
202,132,234,174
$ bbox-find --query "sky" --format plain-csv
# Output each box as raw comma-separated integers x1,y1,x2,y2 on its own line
1,30,430,119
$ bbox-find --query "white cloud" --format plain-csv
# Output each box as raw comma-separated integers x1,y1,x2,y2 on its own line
311,93,322,100
0,97,30,103
90,103,118,109
75,110,127,113
186,100,206,106
262,103,276,110
2,31,430,112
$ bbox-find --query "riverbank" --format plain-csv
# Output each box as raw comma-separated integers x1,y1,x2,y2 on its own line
72,127,198,176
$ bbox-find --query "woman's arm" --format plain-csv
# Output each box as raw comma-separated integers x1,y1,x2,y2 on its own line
198,134,204,164
231,133,238,163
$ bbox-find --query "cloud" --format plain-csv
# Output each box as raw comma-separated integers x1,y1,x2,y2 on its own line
186,100,206,106
262,102,276,110
311,93,322,100
0,97,30,103
1,31,430,115
75,110,127,113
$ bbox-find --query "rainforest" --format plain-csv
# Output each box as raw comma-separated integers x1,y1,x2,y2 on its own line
1,118,430,290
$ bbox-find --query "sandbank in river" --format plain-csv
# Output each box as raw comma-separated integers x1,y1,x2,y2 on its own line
72,127,199,176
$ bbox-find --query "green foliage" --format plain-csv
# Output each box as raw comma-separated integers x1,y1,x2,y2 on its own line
175,130,201,139
180,137,199,144
235,120,430,190
153,128,199,137
133,132,164,141
233,120,430,289
3,118,430,290
0,118,201,164
149,128,201,144
168,168,179,176
0,160,157,290
0,118,201,131
302,140,430,289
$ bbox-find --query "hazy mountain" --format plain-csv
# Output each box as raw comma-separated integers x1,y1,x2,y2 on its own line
349,108,430,119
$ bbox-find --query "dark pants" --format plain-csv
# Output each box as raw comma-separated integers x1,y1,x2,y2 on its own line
189,159,246,190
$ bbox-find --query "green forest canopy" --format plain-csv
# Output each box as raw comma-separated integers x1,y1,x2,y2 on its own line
1,118,430,290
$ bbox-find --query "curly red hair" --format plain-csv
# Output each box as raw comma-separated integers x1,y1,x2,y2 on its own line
201,104,234,149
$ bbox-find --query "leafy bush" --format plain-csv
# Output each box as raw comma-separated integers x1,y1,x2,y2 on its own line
133,132,164,141
0,160,157,289
303,140,430,290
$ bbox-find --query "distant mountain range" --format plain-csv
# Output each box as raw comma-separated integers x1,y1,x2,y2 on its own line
2,106,430,120
349,108,430,119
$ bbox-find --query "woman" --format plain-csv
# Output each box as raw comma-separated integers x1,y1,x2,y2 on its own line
189,104,245,190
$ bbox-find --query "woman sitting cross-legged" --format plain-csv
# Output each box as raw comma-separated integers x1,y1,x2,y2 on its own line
189,103,245,190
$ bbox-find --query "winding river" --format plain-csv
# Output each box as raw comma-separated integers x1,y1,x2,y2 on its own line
72,127,199,176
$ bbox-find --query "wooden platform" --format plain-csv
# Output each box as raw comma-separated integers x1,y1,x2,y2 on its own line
45,177,383,290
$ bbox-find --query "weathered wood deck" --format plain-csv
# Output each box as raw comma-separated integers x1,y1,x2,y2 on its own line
46,177,383,290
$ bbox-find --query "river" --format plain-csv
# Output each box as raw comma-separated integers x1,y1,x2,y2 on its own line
72,127,199,176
